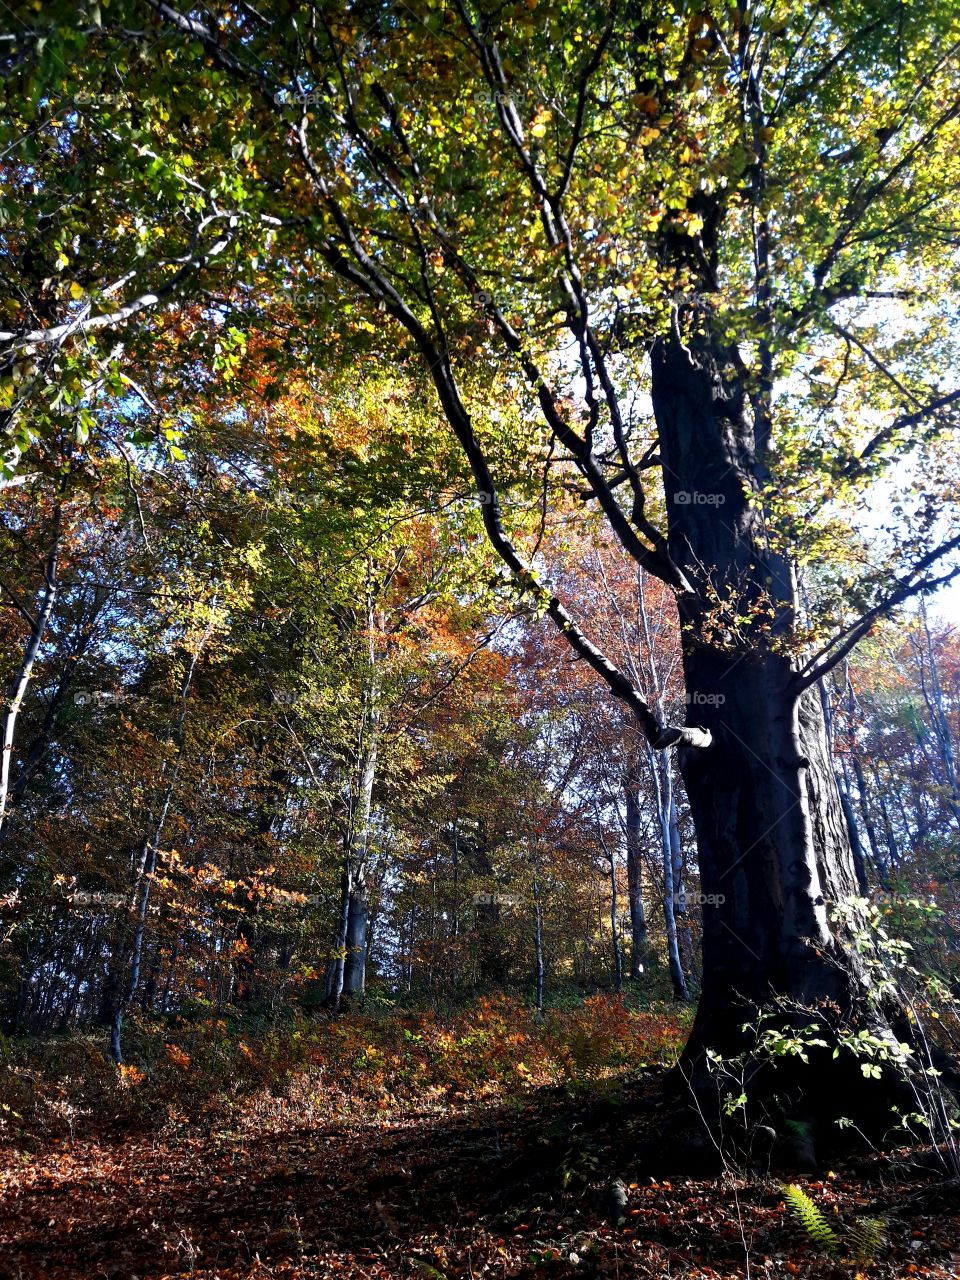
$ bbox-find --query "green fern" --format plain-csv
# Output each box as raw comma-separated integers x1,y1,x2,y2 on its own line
781,1182,839,1255
407,1259,449,1280
781,1184,887,1264
847,1215,887,1265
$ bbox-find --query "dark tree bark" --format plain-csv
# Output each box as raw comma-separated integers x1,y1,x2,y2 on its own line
648,329,920,1126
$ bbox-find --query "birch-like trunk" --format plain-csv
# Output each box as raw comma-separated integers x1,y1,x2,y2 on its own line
0,499,62,840
624,740,648,981
328,583,380,1010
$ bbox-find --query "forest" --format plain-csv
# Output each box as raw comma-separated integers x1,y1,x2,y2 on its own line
1,0,960,1276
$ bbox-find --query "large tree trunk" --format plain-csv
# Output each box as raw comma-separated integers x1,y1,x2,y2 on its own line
677,656,860,1044
474,895,507,988
650,329,919,1131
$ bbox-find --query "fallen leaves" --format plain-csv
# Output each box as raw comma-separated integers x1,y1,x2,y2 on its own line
1,1013,958,1279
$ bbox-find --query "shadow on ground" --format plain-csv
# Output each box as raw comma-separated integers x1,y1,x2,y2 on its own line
1,1072,957,1279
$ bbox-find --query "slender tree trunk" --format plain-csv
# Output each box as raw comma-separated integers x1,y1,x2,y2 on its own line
871,759,901,872
341,874,369,1002
819,678,870,895
403,905,416,992
1,596,104,858
624,742,648,980
326,860,352,1007
607,845,623,993
915,600,960,831
340,720,378,1006
329,594,381,1010
669,791,692,977
647,743,689,1002
533,876,544,1013
636,575,688,1001
160,941,179,1013
0,499,62,841
111,769,178,1063
838,761,871,895
852,754,888,888
232,762,290,1005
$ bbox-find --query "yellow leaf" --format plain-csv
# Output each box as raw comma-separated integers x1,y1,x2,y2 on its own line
530,107,551,139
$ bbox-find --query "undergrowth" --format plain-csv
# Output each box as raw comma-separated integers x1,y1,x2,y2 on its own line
0,994,690,1144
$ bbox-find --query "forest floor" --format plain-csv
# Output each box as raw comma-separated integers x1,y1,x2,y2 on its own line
1,998,958,1280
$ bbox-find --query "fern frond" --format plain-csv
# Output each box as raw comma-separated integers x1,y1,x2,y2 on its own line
781,1182,839,1255
847,1215,887,1264
407,1259,449,1280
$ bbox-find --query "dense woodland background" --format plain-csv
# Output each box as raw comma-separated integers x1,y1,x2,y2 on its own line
2,427,960,1038
4,0,960,1275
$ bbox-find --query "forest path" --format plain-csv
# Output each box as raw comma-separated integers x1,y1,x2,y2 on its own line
1,1078,957,1279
